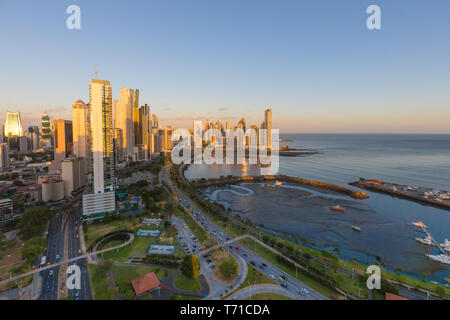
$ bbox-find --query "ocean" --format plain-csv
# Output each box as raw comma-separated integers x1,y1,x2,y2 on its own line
184,134,450,282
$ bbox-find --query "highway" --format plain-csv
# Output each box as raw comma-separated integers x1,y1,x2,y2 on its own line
66,204,93,300
38,211,65,300
161,165,327,300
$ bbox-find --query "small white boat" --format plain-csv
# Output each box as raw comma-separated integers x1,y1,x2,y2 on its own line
425,254,450,265
415,235,434,246
351,226,361,232
330,205,345,212
440,239,450,252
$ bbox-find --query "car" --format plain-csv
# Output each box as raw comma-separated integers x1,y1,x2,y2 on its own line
269,274,276,280
262,263,267,267
243,253,248,257
235,247,240,251
250,261,256,266
280,283,288,288
278,276,285,282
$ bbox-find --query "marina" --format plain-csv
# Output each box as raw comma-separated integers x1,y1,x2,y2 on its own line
351,179,450,210
410,221,450,265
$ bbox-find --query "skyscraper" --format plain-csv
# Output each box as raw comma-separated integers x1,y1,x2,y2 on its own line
72,99,91,171
41,114,52,146
264,108,272,149
132,89,140,145
53,119,73,166
139,104,151,161
0,143,9,173
83,79,115,219
4,111,23,138
115,87,136,161
89,79,114,193
28,126,40,152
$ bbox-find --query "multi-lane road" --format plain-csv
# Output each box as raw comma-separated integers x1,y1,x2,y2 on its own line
38,201,92,300
66,205,92,300
160,165,327,300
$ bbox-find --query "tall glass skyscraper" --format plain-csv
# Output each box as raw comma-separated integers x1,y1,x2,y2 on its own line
4,111,22,138
89,79,114,194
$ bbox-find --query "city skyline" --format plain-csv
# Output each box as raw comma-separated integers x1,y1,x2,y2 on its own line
1,1,450,133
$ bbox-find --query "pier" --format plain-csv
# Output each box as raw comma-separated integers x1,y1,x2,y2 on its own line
410,222,449,257
351,179,450,210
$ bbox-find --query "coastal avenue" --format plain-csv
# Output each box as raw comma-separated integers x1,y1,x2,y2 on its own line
160,164,327,300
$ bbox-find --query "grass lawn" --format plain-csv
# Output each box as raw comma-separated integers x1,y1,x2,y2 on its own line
84,218,141,248
174,274,201,292
89,264,168,300
246,292,293,300
112,265,167,284
89,264,117,300
239,263,276,289
102,237,154,262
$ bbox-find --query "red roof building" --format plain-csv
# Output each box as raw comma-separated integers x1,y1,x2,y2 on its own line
131,272,160,296
385,292,408,300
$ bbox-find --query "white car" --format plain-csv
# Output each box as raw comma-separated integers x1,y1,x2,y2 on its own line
269,274,276,280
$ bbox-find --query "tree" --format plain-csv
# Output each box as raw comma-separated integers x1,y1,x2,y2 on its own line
219,258,238,279
17,206,55,240
434,285,446,298
21,237,47,264
181,254,200,279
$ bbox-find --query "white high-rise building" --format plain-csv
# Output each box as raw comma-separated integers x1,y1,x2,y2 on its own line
72,100,91,168
83,79,115,219
89,79,114,194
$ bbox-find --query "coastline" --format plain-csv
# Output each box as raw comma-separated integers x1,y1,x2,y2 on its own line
188,173,369,200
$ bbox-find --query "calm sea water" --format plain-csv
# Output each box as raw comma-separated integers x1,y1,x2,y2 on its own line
185,134,450,282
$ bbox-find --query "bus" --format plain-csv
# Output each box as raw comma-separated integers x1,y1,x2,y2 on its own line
41,256,46,266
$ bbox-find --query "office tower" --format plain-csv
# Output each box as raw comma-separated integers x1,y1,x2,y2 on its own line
114,128,123,163
139,104,151,160
115,87,136,161
89,79,114,194
19,136,28,154
0,198,14,227
0,143,9,173
264,108,272,149
53,119,73,166
237,118,246,132
62,157,86,197
28,126,40,152
72,100,91,173
41,114,52,146
226,121,231,130
132,89,140,145
4,111,23,138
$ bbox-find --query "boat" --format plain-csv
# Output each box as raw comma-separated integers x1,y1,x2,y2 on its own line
415,235,434,246
440,239,450,252
351,226,361,232
425,254,450,265
275,181,283,186
330,205,345,212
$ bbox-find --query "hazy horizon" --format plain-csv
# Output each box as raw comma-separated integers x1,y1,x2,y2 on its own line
1,0,450,133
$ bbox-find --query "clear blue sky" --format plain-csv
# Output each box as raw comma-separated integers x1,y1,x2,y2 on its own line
1,0,449,133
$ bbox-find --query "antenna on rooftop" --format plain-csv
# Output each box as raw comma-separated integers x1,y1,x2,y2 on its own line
94,64,99,79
